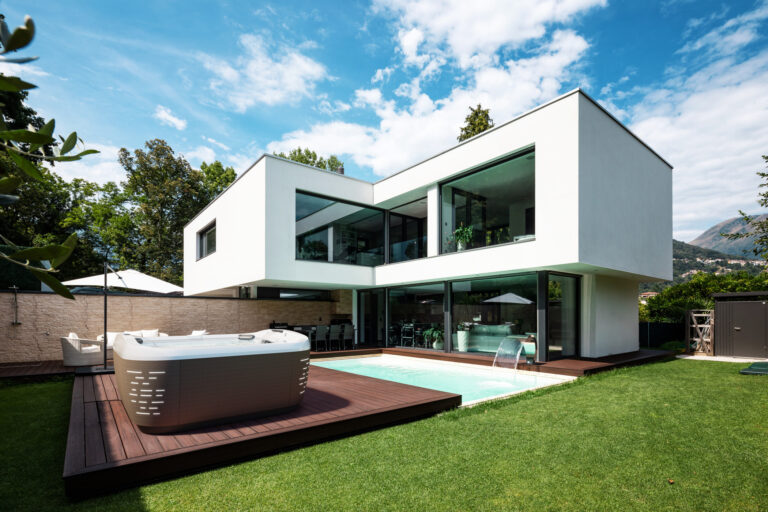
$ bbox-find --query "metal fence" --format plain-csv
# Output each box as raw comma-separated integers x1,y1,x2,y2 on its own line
638,321,685,348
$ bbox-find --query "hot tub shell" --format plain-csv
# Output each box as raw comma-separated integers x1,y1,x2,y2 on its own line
113,330,310,433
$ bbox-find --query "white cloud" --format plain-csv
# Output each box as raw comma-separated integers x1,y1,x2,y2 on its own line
203,136,230,151
316,97,351,115
50,143,124,184
269,30,589,176
184,145,216,165
678,0,768,57
609,2,768,240
153,105,187,130
0,62,50,78
199,33,328,112
226,152,259,174
373,0,605,70
372,66,394,83
626,51,768,241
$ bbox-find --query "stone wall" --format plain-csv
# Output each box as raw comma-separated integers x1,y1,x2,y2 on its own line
0,291,352,364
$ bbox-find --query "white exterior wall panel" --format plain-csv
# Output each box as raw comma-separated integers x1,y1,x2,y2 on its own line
183,160,267,296
577,94,672,281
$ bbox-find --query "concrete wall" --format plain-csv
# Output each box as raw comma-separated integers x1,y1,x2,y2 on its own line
183,159,268,296
580,274,640,357
0,292,350,364
578,94,673,281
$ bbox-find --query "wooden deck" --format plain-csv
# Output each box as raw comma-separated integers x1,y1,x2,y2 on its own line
63,366,460,496
0,360,74,378
312,348,674,376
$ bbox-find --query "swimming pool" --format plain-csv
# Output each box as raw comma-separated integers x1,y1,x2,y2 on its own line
312,355,575,404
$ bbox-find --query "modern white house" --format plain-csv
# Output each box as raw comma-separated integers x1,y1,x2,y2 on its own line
183,89,672,362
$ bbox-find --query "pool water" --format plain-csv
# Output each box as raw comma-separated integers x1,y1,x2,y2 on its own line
312,355,574,404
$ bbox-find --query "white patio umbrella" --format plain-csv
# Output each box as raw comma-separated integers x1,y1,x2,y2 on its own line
63,269,183,294
483,292,533,304
63,267,183,373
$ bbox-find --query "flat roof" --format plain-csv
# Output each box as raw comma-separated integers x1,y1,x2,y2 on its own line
713,291,768,299
185,88,673,228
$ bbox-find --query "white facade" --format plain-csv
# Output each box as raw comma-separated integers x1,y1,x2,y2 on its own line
183,89,672,358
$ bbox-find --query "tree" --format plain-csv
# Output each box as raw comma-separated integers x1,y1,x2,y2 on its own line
200,160,236,200
61,179,136,276
274,147,344,174
457,104,494,142
722,154,768,262
117,140,212,284
644,271,768,322
0,13,98,298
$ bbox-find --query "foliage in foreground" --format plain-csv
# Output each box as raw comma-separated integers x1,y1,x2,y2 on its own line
1,359,766,511
0,13,98,298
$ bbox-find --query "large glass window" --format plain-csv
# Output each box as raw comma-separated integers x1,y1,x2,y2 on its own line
388,284,444,349
547,274,579,360
389,198,427,263
359,289,386,347
441,150,535,253
197,221,216,259
451,274,538,356
296,192,384,266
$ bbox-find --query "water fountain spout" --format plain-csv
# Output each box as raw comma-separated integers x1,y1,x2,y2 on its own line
492,338,524,374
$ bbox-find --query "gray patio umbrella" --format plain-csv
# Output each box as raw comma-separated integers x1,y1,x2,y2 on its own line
483,292,533,304
63,266,183,373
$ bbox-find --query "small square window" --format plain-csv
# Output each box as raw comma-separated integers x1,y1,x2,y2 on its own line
198,222,216,259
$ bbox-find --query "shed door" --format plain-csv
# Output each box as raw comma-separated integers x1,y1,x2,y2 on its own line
730,301,768,358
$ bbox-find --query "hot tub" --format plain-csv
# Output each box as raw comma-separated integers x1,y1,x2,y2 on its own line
113,330,310,433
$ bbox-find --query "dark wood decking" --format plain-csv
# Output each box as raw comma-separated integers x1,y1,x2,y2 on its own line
0,360,74,378
63,366,460,496
312,348,674,376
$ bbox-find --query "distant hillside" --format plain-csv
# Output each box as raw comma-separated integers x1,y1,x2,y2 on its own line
640,239,764,292
689,214,767,258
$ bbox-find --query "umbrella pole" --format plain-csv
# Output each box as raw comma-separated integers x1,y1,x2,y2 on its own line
103,260,108,369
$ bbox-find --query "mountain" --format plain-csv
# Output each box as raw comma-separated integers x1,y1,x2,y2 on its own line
688,214,767,258
639,239,764,292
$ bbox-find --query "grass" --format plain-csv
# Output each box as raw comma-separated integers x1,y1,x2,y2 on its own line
1,359,767,511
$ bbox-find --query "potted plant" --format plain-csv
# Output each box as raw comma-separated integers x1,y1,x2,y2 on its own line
456,323,470,352
431,329,444,350
453,224,473,251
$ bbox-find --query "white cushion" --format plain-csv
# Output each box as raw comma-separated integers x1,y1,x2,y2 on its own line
125,330,143,337
80,345,101,353
159,332,169,337
68,332,79,340
141,329,159,337
190,330,208,336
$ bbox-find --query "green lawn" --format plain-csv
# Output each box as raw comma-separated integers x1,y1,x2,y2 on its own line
1,359,766,511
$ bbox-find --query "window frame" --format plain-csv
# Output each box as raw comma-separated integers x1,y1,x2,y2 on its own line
438,145,535,254
197,221,216,260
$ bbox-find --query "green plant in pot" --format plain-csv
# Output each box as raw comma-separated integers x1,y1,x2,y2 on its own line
453,224,473,251
423,327,444,350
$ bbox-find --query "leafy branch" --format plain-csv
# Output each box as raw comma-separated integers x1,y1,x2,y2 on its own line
0,13,99,298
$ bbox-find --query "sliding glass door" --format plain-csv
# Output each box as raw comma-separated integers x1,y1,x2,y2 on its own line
358,289,385,347
547,273,579,360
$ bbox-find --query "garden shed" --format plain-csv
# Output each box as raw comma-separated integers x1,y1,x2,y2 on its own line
713,292,768,358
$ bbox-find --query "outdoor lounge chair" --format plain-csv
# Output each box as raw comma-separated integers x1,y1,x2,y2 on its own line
740,362,768,375
60,334,103,367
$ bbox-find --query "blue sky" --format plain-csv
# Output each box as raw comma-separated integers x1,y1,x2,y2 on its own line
2,0,768,241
